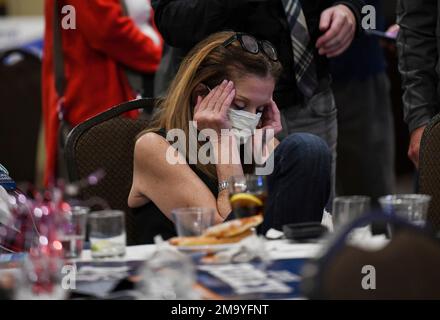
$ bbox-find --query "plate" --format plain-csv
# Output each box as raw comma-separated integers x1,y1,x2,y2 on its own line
174,243,240,253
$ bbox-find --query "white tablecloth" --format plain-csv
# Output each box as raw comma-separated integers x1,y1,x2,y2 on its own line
80,240,324,262
79,229,389,263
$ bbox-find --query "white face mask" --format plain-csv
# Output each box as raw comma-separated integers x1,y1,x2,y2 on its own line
228,109,262,144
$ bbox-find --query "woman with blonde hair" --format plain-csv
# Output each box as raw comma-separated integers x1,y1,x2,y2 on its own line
129,31,331,244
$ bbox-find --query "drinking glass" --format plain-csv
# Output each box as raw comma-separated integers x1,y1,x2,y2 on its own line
59,206,89,259
172,208,215,237
15,253,67,300
332,196,371,229
379,194,431,227
228,175,267,219
88,210,126,259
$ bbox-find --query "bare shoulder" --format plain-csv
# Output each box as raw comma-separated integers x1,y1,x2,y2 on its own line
133,131,188,176
136,132,169,152
134,132,170,163
129,132,171,207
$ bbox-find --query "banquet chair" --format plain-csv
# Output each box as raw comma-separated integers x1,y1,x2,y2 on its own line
419,113,440,233
64,98,156,245
301,213,440,299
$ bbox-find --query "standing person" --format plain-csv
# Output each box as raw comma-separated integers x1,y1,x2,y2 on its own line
397,0,440,169
331,0,396,202
42,0,163,185
152,0,365,205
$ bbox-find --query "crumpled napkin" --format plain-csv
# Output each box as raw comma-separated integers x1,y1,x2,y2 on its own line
76,266,130,282
202,234,270,264
321,209,334,232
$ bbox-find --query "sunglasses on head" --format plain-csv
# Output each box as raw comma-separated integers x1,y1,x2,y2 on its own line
222,33,279,62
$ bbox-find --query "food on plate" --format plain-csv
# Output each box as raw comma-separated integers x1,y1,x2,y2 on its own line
203,215,263,238
169,215,263,247
169,229,253,247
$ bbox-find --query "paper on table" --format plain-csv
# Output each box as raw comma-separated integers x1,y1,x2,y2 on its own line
198,263,292,295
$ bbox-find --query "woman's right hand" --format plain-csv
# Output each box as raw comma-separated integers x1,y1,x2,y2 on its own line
193,80,235,134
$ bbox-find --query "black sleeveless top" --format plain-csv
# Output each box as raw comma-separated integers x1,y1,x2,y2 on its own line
131,129,218,244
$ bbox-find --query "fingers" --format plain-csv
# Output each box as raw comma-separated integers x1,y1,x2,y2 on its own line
318,19,349,50
408,145,420,169
316,17,348,52
316,5,355,57
320,28,353,57
407,125,426,169
206,80,228,111
263,100,275,120
214,81,235,112
319,8,333,32
198,80,234,113
194,96,203,114
316,9,337,48
197,83,217,112
386,24,400,36
219,87,236,116
270,99,280,115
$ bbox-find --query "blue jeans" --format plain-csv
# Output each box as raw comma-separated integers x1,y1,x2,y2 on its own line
262,133,332,233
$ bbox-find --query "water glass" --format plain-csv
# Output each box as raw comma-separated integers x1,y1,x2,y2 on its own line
88,210,126,259
378,194,431,227
172,208,215,237
332,196,371,229
15,253,67,300
60,206,89,259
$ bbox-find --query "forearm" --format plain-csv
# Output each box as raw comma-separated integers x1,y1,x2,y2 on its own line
397,0,439,132
212,134,244,223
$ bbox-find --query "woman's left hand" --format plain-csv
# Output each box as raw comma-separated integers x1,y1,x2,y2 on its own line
259,99,282,135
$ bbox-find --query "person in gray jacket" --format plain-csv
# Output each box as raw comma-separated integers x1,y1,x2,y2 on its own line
397,0,440,168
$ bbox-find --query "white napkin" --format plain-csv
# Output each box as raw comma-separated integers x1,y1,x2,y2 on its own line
203,234,270,264
76,266,130,282
321,209,334,232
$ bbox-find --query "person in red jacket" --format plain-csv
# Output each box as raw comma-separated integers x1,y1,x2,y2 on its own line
42,0,163,186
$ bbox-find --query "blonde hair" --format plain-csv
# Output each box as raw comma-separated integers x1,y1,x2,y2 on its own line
142,31,282,178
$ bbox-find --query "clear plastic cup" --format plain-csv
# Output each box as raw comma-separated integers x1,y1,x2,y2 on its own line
332,196,371,229
60,206,89,259
171,208,215,237
379,194,431,227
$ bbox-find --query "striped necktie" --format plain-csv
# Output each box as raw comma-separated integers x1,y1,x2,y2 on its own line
282,0,319,98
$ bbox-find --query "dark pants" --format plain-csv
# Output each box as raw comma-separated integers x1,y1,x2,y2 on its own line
262,133,332,232
333,73,395,204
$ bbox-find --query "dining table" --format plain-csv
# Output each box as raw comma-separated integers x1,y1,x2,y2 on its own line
71,227,389,300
